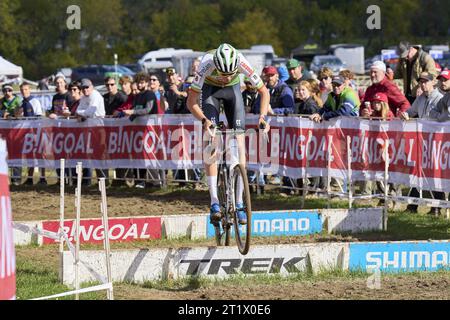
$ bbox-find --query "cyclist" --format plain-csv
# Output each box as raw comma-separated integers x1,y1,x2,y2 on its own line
187,43,270,225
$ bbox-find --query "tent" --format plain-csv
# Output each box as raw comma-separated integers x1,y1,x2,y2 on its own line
0,56,23,79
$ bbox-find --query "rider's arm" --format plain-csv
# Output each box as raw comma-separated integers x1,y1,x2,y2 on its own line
186,89,206,122
257,85,270,119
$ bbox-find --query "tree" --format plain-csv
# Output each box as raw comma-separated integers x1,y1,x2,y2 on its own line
149,0,223,51
225,9,283,54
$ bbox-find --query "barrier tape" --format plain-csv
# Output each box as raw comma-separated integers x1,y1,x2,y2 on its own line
31,282,113,300
390,196,450,209
13,222,108,284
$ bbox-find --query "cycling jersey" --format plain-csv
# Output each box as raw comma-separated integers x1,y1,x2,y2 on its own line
191,50,264,92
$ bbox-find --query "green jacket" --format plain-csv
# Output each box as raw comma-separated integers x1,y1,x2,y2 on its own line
394,48,437,97
1,95,22,114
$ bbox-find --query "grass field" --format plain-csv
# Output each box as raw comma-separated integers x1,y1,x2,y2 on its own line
15,205,450,300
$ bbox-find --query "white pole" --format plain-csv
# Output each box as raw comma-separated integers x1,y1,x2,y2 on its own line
75,162,83,300
301,131,312,209
384,140,389,231
99,178,114,300
347,136,353,209
327,137,332,209
59,159,65,282
446,194,450,220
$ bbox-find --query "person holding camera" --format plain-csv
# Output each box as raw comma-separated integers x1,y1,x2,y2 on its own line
164,67,188,114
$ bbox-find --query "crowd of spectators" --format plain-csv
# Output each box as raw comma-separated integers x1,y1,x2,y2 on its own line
1,41,449,215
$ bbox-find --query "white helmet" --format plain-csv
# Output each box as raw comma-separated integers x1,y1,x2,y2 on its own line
213,43,239,74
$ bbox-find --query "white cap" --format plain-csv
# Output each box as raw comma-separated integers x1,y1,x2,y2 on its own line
370,61,386,73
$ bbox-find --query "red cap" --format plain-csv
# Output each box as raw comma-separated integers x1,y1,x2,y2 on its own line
437,70,450,81
262,66,278,76
371,92,388,103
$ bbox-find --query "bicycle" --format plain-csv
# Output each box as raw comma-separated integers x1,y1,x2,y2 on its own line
207,121,252,255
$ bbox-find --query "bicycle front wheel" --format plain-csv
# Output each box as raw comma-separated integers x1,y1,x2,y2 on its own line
231,164,252,255
216,166,231,246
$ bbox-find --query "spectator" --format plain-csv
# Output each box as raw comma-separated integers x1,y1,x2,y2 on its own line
189,57,201,77
242,77,265,193
434,70,450,121
111,76,135,186
103,76,127,116
339,69,357,91
295,80,321,115
399,72,445,215
285,59,304,107
364,61,410,117
296,80,325,193
360,92,398,202
19,83,47,186
261,65,294,115
386,66,395,82
318,67,333,104
242,76,259,114
48,75,73,119
277,65,289,82
400,72,443,120
77,79,106,120
37,77,50,91
361,92,394,119
65,81,92,186
1,84,22,185
1,84,22,118
122,72,159,189
67,81,82,116
310,75,359,122
114,76,135,117
77,78,106,183
395,41,437,103
164,67,187,114
148,74,167,114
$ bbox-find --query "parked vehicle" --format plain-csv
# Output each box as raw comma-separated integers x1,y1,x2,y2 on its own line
138,48,193,73
310,55,346,74
71,65,135,85
329,44,365,75
430,51,450,70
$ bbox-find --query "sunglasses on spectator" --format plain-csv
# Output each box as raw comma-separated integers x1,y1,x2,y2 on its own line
149,78,159,81
106,83,116,87
70,87,80,91
2,89,13,93
319,76,330,81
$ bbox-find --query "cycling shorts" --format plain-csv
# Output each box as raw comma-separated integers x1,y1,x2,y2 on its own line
201,83,245,130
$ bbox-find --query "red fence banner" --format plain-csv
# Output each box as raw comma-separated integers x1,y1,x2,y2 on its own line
41,217,161,245
0,115,449,192
0,139,15,300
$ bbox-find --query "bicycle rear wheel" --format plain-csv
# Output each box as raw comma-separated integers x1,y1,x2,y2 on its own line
216,166,230,246
231,164,252,255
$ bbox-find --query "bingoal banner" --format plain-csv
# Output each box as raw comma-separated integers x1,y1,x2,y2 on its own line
0,115,449,192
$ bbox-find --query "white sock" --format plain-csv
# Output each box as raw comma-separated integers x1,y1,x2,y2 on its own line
207,176,219,206
236,175,244,205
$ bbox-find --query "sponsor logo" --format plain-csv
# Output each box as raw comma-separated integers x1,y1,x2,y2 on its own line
179,256,306,275
349,242,450,272
240,61,253,75
42,217,161,244
206,211,322,238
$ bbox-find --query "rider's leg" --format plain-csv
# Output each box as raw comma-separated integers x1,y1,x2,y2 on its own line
201,88,222,220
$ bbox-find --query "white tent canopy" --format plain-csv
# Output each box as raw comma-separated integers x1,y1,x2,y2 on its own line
0,56,23,78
